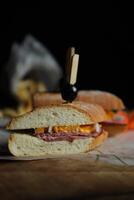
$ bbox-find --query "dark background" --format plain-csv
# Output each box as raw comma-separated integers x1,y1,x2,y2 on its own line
0,2,133,108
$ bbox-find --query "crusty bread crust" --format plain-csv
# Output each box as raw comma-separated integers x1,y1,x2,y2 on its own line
69,101,107,123
8,130,108,156
89,130,108,150
33,92,62,107
7,102,107,130
33,91,125,111
78,90,125,111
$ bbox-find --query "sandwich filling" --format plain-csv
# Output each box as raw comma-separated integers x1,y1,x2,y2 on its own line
34,123,103,142
104,111,128,125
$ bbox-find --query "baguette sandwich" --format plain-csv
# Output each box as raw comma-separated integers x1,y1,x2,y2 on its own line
33,90,128,136
7,102,108,156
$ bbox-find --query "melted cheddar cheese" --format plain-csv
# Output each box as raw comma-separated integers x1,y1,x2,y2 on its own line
35,127,47,134
53,125,95,134
35,124,99,135
106,111,115,120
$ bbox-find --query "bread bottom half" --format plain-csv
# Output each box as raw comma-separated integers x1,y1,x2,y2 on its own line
8,130,108,157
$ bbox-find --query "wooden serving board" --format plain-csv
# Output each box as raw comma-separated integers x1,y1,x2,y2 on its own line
0,130,134,200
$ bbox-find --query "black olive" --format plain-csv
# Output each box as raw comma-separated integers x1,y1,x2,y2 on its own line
60,80,78,102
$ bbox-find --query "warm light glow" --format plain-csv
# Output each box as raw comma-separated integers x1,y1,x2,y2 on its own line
128,111,134,130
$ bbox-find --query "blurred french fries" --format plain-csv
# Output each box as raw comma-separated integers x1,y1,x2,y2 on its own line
0,80,46,117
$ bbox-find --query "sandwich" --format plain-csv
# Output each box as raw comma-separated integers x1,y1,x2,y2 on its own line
7,101,108,156
33,90,128,136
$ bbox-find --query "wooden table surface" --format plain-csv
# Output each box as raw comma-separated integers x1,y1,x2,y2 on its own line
1,131,134,200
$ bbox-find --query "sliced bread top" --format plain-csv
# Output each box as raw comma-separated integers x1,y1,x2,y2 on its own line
7,101,107,130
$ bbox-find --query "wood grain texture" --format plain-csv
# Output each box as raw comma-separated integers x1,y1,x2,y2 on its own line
0,157,134,200
1,130,134,199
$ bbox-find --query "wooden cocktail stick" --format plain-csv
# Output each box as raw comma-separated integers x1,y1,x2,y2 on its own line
66,47,75,83
69,54,79,85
